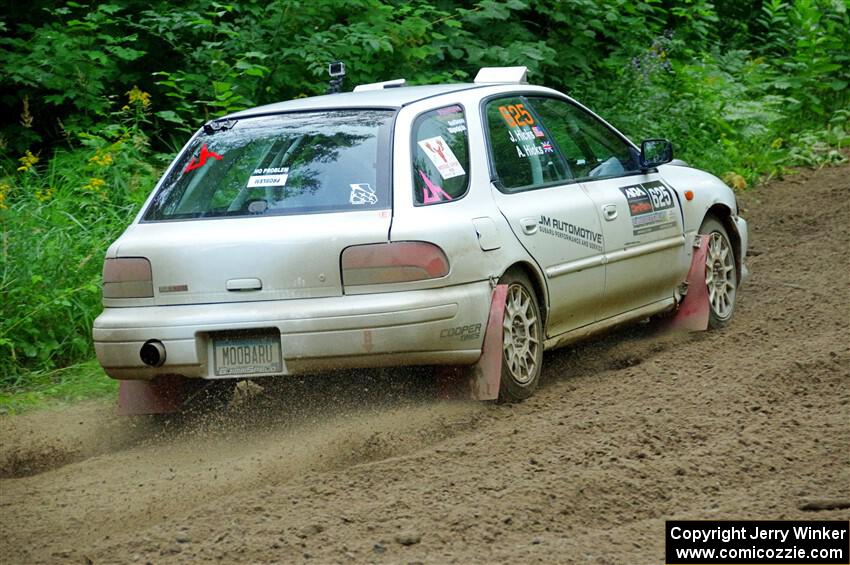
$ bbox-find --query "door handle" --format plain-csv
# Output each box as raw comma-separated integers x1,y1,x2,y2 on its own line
602,204,618,221
519,217,538,235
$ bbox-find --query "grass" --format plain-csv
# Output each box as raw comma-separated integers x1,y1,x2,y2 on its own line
0,359,118,415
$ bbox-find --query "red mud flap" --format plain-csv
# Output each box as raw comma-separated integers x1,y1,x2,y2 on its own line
437,284,508,401
118,377,190,415
665,234,710,332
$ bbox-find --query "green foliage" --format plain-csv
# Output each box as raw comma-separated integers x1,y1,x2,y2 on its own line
1,97,163,382
0,360,118,414
0,3,145,139
0,0,849,388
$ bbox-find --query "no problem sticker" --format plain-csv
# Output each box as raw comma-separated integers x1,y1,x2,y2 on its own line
247,167,289,188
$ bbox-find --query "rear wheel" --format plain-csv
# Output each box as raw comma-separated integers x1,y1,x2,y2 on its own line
498,272,544,402
699,217,738,329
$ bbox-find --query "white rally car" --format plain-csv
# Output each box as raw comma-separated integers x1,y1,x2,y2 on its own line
94,66,747,403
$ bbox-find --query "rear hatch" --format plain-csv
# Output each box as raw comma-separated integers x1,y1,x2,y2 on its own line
111,109,395,306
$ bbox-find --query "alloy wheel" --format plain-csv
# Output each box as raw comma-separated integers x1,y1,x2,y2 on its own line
502,283,541,385
704,231,736,320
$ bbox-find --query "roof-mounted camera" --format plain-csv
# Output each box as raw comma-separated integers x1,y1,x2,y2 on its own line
328,61,346,94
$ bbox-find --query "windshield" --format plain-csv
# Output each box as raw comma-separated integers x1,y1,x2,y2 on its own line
143,110,394,221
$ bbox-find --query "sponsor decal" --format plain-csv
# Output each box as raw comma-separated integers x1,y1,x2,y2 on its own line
537,215,604,251
440,323,482,341
183,143,222,173
618,180,678,235
418,135,466,179
446,117,467,134
349,183,378,205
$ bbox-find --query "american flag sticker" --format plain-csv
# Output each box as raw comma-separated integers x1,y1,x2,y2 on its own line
532,126,545,138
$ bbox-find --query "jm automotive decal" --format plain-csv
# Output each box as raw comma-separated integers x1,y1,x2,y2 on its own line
538,216,603,252
619,180,678,235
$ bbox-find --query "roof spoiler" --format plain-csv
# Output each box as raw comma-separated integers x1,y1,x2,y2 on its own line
474,66,528,84
353,79,407,92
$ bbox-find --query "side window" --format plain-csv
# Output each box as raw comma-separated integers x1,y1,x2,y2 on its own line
485,96,571,192
530,97,639,180
412,105,470,205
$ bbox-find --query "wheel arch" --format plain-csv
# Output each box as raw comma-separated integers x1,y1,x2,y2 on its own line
500,261,549,329
704,203,743,284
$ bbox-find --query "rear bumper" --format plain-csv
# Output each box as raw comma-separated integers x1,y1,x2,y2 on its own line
93,281,492,379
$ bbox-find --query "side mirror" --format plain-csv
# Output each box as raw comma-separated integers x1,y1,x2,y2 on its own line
639,139,673,169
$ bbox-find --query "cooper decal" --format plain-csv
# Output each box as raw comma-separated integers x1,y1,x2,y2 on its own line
440,323,482,341
618,180,677,235
537,216,604,251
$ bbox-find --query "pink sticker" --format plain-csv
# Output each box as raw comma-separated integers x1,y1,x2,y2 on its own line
436,105,463,115
418,170,453,204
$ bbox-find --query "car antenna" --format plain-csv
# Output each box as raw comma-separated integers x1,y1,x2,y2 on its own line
328,61,346,94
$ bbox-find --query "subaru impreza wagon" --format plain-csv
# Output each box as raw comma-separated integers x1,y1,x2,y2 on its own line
94,66,748,402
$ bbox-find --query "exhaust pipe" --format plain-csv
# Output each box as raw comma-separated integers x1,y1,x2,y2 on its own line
140,340,166,367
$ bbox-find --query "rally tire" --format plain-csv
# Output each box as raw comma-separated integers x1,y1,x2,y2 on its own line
497,272,544,402
699,216,738,329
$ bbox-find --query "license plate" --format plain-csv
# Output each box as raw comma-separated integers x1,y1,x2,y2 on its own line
212,333,283,377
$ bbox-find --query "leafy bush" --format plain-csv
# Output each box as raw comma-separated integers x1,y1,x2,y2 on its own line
0,93,164,382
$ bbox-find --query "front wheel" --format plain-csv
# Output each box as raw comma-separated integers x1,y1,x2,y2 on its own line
699,217,738,329
498,272,544,402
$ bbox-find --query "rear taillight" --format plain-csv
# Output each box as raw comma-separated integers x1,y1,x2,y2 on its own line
341,242,449,286
102,258,154,298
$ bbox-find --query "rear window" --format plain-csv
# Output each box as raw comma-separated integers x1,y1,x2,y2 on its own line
144,110,394,221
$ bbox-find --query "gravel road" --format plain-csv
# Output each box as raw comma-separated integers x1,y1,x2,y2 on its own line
1,163,848,564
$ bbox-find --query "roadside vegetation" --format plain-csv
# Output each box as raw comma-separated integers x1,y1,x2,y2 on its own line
0,0,848,408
